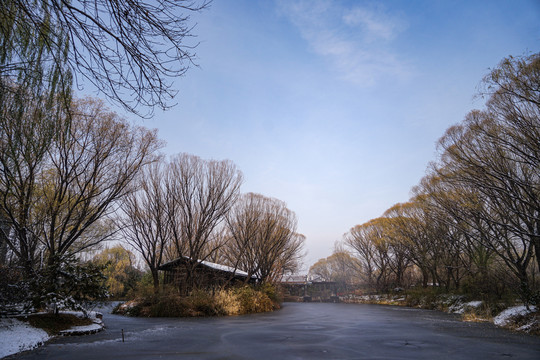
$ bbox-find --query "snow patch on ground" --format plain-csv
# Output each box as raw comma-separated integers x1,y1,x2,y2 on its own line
493,305,537,326
0,318,50,359
59,310,104,336
517,322,534,332
59,322,103,336
117,301,136,311
450,300,484,314
464,300,483,308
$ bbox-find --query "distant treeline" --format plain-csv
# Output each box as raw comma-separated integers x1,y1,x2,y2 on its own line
311,53,540,305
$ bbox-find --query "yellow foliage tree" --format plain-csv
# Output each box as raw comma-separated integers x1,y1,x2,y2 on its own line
93,246,141,298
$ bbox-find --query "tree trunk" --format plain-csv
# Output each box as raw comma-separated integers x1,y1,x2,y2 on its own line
151,268,160,294
533,222,540,275
421,267,429,288
517,268,532,307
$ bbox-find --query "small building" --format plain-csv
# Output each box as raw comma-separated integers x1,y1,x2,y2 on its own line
280,274,308,299
309,280,339,302
279,274,339,302
159,257,256,291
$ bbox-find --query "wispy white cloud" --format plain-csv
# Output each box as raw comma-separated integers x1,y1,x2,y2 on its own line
343,6,406,42
276,0,411,85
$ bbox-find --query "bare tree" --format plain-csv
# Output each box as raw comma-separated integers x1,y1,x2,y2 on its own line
224,192,305,284
308,258,332,282
344,221,379,289
413,176,497,288
1,0,210,116
118,160,169,292
376,200,433,288
39,98,161,263
433,119,537,299
223,192,268,276
0,97,161,278
482,53,540,270
165,153,243,292
308,250,361,287
0,87,68,275
0,216,10,265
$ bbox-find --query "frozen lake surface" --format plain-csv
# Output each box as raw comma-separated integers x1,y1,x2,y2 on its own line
11,302,540,359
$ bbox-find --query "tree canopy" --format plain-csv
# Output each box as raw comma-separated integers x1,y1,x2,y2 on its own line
1,0,209,117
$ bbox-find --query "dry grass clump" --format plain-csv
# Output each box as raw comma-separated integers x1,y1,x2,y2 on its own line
504,312,540,336
114,285,279,317
460,303,493,323
213,289,242,315
461,312,491,322
234,286,277,314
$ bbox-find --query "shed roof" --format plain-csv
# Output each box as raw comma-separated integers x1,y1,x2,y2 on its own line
159,256,255,278
280,274,307,284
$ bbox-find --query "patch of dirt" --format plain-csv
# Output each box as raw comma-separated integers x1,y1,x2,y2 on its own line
19,313,93,335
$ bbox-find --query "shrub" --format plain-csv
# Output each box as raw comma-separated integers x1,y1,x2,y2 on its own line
30,257,108,314
115,284,280,318
234,286,276,314
188,290,224,316
403,287,442,309
214,289,242,316
259,283,281,304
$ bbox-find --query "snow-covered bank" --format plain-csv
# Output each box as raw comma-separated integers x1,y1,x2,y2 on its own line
58,311,104,336
494,305,537,327
340,293,539,335
0,318,50,358
0,311,104,359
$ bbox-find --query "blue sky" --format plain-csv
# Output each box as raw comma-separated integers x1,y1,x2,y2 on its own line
122,0,539,270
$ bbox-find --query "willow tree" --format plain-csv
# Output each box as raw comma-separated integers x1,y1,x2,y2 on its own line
434,114,538,300
481,53,540,271
344,219,392,290
165,154,243,291
0,0,72,102
308,251,360,287
0,97,161,279
424,53,540,302
225,192,305,284
118,160,170,292
0,0,72,275
1,0,209,117
40,98,161,263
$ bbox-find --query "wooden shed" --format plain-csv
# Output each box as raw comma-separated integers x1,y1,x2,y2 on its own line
159,257,257,291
